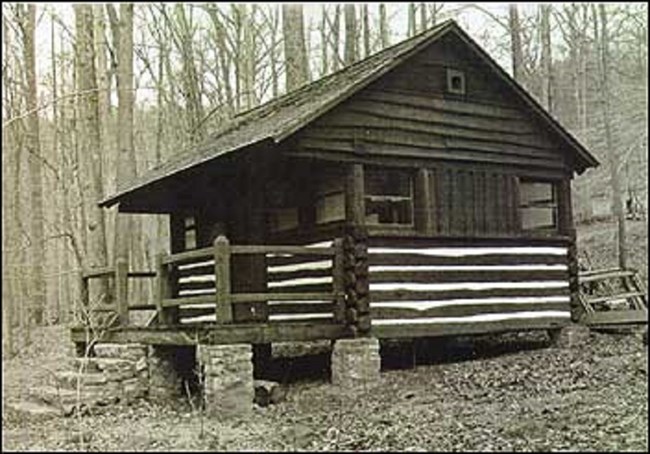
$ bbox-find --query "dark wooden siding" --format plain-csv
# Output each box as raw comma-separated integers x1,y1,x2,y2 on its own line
425,166,519,236
293,32,568,173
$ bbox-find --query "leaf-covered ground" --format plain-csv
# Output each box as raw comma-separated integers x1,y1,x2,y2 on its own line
2,325,647,452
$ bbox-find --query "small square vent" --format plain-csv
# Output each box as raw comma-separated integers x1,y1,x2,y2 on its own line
446,68,466,95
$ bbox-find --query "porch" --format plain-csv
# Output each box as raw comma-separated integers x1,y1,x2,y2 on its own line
71,233,575,347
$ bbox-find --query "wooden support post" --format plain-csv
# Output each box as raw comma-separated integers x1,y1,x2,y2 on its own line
557,178,574,236
156,253,173,326
414,168,433,234
567,233,580,322
343,226,370,336
115,258,129,326
214,235,233,324
345,163,365,226
332,238,346,323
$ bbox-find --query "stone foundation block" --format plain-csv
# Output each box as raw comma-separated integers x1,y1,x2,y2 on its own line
549,324,591,349
94,343,148,361
331,337,381,388
198,344,254,417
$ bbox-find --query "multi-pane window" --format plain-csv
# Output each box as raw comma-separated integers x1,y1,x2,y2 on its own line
364,168,414,226
519,180,557,231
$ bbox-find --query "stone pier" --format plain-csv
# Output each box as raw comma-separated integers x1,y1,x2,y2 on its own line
331,337,381,388
197,344,254,417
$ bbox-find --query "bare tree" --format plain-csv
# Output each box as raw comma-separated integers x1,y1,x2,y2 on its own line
111,4,136,285
22,4,47,326
74,4,109,291
282,4,309,91
509,4,525,84
539,4,553,112
408,3,416,37
379,3,390,49
596,4,627,268
362,4,370,58
344,4,358,65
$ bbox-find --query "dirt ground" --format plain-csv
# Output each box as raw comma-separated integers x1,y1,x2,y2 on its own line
2,325,647,452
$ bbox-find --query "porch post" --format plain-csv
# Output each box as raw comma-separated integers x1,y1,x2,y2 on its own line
115,258,129,326
344,162,370,336
155,253,176,325
214,235,233,323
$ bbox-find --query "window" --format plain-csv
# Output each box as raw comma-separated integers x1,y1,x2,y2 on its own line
446,68,466,95
519,180,557,231
315,171,345,224
365,168,414,226
184,216,197,250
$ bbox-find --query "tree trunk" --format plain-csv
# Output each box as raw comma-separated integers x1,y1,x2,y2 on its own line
24,4,46,326
2,12,16,354
509,4,525,84
332,5,341,71
74,4,110,303
282,4,309,91
539,4,553,112
113,4,136,274
597,4,627,269
362,4,370,58
241,4,256,110
420,3,428,31
175,4,206,142
321,5,329,75
379,4,390,49
408,3,416,37
344,4,358,65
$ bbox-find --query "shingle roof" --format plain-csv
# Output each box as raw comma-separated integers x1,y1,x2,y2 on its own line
100,20,598,208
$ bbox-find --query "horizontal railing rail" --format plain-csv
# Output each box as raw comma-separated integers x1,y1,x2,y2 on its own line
155,236,345,327
80,262,157,324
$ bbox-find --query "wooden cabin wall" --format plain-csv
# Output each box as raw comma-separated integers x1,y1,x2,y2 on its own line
294,31,572,170
288,31,574,240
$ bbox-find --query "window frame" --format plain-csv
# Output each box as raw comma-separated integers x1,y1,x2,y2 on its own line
518,178,559,232
364,166,415,228
446,68,466,95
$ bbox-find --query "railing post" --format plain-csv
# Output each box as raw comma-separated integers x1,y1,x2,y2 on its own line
332,238,346,324
115,258,129,326
214,235,233,324
156,253,173,325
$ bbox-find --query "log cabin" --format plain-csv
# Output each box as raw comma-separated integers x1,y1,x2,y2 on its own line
74,20,599,358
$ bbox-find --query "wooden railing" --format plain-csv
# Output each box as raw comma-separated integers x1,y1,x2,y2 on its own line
155,236,346,326
578,268,648,326
80,259,157,325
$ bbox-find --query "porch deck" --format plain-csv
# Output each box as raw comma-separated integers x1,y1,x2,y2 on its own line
72,235,574,347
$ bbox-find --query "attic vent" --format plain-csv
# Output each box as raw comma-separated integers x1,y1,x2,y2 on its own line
446,68,465,95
